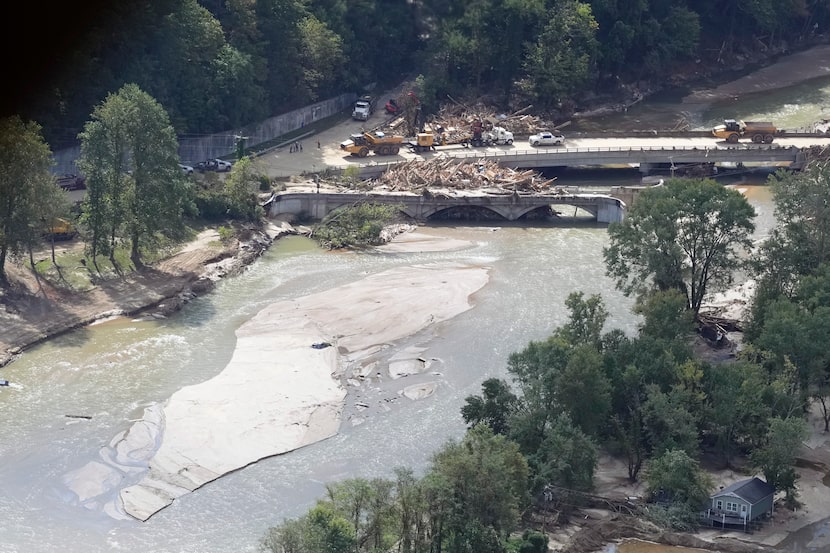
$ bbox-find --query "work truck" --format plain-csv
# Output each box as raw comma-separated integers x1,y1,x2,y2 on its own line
352,95,375,121
470,120,514,147
340,130,403,157
712,119,777,143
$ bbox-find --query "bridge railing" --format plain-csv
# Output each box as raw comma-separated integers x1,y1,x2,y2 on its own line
323,144,801,176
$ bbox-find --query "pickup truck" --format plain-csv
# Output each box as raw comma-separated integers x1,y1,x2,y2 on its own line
197,159,233,172
529,131,565,147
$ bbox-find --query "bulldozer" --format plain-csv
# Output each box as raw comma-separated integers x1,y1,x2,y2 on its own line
340,130,404,157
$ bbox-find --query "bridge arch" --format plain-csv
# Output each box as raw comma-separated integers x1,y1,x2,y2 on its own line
268,192,625,224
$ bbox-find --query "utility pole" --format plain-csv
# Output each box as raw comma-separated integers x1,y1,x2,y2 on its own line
234,134,249,160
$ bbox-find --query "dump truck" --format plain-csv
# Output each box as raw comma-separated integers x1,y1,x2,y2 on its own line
351,95,375,121
340,130,404,157
712,119,777,143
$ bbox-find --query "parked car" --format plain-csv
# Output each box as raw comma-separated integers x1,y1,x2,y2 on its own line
179,164,194,175
197,158,232,172
529,131,565,147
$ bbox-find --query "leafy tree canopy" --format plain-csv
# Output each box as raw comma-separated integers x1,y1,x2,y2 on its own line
604,178,755,317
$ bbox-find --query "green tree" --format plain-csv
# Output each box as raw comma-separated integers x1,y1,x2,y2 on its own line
556,345,610,437
559,291,608,349
325,478,396,553
641,384,700,457
634,289,695,346
751,416,808,504
262,503,356,553
425,424,529,553
505,337,570,455
224,157,264,221
462,378,518,435
393,468,428,553
78,84,192,269
604,178,755,318
749,163,830,337
297,16,347,101
0,116,60,284
257,0,309,111
645,448,712,509
522,1,598,107
531,414,597,493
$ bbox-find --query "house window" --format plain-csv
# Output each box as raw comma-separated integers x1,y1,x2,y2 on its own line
726,502,739,512
716,500,723,510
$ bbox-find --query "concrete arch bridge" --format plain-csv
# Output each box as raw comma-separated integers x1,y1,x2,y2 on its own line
268,191,626,224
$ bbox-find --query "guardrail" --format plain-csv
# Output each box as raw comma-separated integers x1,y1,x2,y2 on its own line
319,144,803,176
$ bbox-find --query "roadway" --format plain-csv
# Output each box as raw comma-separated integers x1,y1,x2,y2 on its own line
253,115,830,179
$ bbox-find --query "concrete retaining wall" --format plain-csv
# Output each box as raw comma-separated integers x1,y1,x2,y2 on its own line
51,93,357,175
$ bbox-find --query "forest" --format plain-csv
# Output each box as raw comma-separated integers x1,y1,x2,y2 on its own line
7,0,830,151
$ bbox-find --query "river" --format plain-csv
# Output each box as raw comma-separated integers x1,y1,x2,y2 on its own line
2,75,830,553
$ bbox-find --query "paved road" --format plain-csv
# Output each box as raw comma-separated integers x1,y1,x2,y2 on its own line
254,124,830,179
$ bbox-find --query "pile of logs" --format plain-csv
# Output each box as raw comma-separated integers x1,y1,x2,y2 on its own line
421,105,559,137
370,158,558,195
381,94,561,138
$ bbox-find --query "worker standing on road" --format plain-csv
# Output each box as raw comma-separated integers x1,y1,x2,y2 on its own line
317,140,321,149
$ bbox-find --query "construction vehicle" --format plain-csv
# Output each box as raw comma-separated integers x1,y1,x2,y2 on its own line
340,130,404,157
44,217,77,241
352,95,375,121
712,119,777,143
56,174,86,190
470,120,514,147
408,127,472,153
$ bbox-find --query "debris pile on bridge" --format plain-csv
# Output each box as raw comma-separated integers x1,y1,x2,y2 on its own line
802,144,830,165
369,158,559,195
421,103,558,137
381,95,560,137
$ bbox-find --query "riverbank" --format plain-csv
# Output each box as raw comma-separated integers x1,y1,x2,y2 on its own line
0,223,292,368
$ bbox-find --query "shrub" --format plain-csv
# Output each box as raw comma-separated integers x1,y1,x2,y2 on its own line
195,190,230,221
312,202,403,249
218,226,235,243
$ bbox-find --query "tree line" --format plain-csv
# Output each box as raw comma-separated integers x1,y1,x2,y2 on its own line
0,85,265,284
261,165,830,549
11,0,830,150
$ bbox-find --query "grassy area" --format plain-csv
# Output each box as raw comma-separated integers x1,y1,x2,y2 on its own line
30,220,216,292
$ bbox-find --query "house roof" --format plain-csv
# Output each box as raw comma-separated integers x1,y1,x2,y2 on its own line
713,477,774,504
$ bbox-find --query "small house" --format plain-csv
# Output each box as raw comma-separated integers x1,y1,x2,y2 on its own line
704,477,775,529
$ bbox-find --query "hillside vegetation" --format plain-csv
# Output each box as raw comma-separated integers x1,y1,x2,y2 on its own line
8,1,830,151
